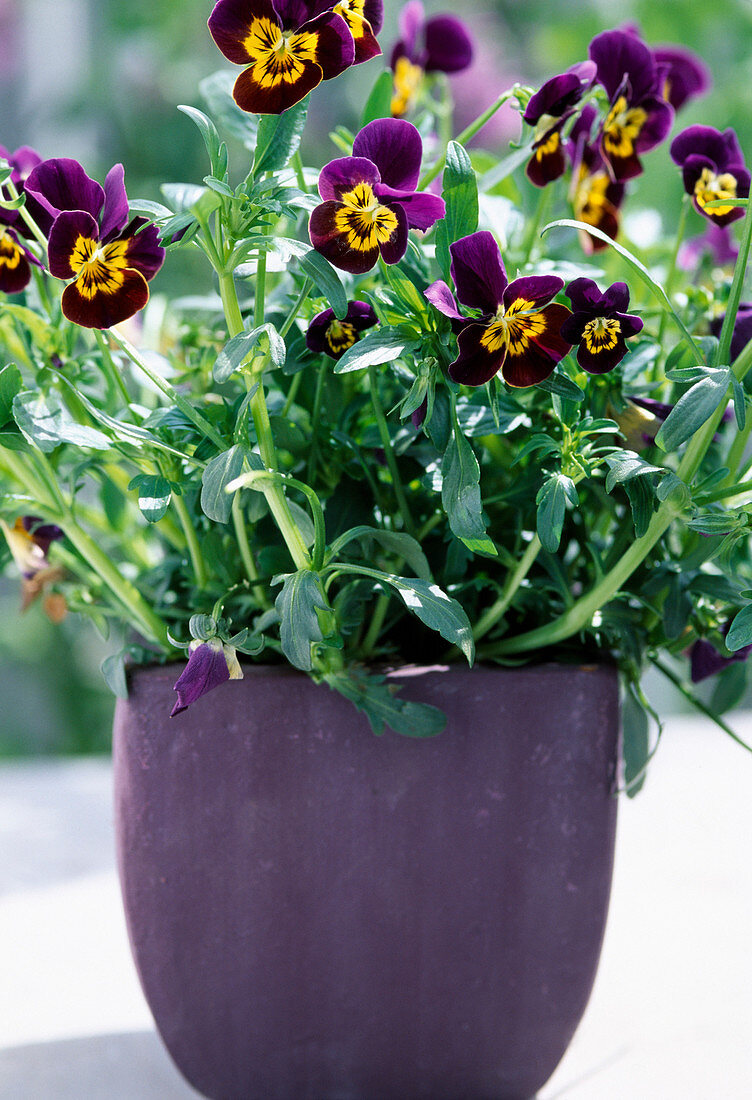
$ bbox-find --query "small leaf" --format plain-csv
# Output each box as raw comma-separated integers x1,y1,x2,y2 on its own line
537,371,585,402
334,326,418,373
274,569,329,671
13,391,111,453
328,525,431,579
299,249,348,320
326,668,446,737
200,445,249,523
101,652,129,699
435,141,479,280
655,371,731,452
604,451,665,491
199,70,259,147
213,325,284,383
726,605,752,651
441,428,496,555
254,97,308,175
622,686,650,797
0,363,22,425
360,70,394,127
129,474,172,522
178,105,222,174
536,473,576,553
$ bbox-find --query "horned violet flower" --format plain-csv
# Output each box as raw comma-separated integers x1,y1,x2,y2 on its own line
653,45,710,112
670,125,750,227
425,230,572,388
523,61,596,188
306,300,378,358
561,278,643,373
309,118,444,273
24,158,165,329
568,105,626,253
589,28,673,181
171,639,244,717
0,226,41,294
390,1,473,116
207,0,356,115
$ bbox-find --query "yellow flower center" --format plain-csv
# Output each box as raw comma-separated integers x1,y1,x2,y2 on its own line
602,94,647,159
0,227,22,271
575,170,611,225
243,17,317,87
694,168,738,217
69,235,130,299
326,320,358,354
480,298,547,356
392,57,423,117
535,129,560,161
582,316,621,353
334,182,399,251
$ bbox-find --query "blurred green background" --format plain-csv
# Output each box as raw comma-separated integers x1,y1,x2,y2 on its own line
1,0,751,754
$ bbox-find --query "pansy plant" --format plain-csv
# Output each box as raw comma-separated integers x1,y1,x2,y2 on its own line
306,300,378,358
523,61,596,188
560,278,643,373
390,1,473,116
670,125,750,227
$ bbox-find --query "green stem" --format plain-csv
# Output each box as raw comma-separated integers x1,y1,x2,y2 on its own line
94,330,132,409
656,195,690,357
281,371,303,418
278,277,313,339
368,363,417,537
360,592,390,657
520,187,550,266
716,194,752,370
419,87,519,190
697,477,752,505
171,490,208,590
2,178,48,251
231,490,266,596
473,535,542,643
651,657,752,753
306,356,327,484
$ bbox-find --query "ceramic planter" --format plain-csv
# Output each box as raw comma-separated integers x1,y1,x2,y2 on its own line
113,662,619,1100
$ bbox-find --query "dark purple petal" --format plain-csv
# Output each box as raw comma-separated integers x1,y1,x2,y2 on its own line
100,163,130,241
690,633,752,683
24,158,105,223
502,274,563,311
171,639,232,716
318,157,380,201
679,224,738,271
589,28,659,104
232,53,322,115
449,231,507,315
22,516,64,555
524,61,597,125
634,96,674,154
671,125,741,171
424,279,465,321
599,281,630,313
423,15,473,73
411,394,428,428
208,0,281,64
709,304,752,363
500,335,562,389
304,10,355,79
306,299,377,357
331,0,383,65
47,210,100,279
120,219,165,281
353,118,423,191
394,0,425,64
0,227,35,293
525,124,568,188
309,197,403,274
449,322,506,387
377,202,408,265
62,267,150,330
564,276,603,311
373,184,444,230
573,330,630,374
653,45,710,111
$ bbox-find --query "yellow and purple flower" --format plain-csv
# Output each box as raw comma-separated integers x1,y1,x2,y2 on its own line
523,61,596,188
0,144,47,294
652,45,710,112
0,225,42,295
24,158,165,329
567,105,626,253
670,126,750,228
560,278,643,373
589,28,674,181
309,118,445,274
425,230,572,388
1,516,64,612
171,638,244,717
390,1,473,117
207,0,356,115
306,299,378,358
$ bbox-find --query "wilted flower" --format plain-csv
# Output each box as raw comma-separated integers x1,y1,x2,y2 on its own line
523,61,596,187
24,158,165,329
309,118,444,273
390,1,473,116
561,278,643,373
425,230,571,388
568,106,626,253
171,638,244,717
670,125,750,228
207,0,356,115
589,28,674,181
1,516,64,612
306,300,378,358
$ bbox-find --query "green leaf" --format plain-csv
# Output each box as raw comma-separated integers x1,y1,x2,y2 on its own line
382,262,430,322
100,652,129,699
655,370,731,452
213,325,284,382
710,660,748,715
200,444,250,523
13,391,111,453
604,451,665,491
325,668,446,737
441,428,496,555
536,473,577,553
334,326,419,373
435,141,479,280
199,70,259,147
360,571,474,663
178,105,222,174
328,525,431,579
274,569,329,671
624,476,656,537
299,249,349,320
254,97,308,174
128,474,172,522
537,371,585,402
360,70,394,126
726,604,752,651
622,686,650,797
0,363,22,425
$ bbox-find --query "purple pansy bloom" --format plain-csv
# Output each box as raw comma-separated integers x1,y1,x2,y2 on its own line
589,28,674,181
24,158,165,329
523,61,596,188
561,278,643,373
208,0,355,116
328,0,383,65
0,143,52,237
309,118,445,274
390,1,473,116
690,630,752,683
171,638,243,717
306,299,377,358
679,223,738,272
568,105,627,253
1,516,64,611
425,230,572,388
670,126,750,228
652,45,710,112
0,224,42,294
709,303,752,363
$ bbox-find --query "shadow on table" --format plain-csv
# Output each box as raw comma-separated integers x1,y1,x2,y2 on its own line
0,1031,200,1099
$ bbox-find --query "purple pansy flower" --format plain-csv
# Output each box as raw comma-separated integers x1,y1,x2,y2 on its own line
652,45,710,112
425,230,572,388
309,118,445,274
390,1,473,117
24,158,165,329
171,638,243,717
0,224,42,295
709,303,752,363
523,61,596,188
679,223,738,272
306,299,378,358
328,0,383,65
568,105,627,253
670,126,750,228
207,0,355,116
560,278,643,373
0,143,52,237
690,630,752,683
589,28,674,181
1,516,64,611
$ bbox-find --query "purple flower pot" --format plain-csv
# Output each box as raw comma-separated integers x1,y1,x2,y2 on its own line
113,662,619,1100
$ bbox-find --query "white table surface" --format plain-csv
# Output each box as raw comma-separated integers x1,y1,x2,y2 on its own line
1,712,750,1099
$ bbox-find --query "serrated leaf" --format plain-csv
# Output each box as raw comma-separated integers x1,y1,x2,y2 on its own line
334,327,418,373
655,371,731,452
436,141,478,280
254,96,308,175
200,444,250,523
441,428,496,555
299,249,348,320
274,569,328,671
13,391,111,453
